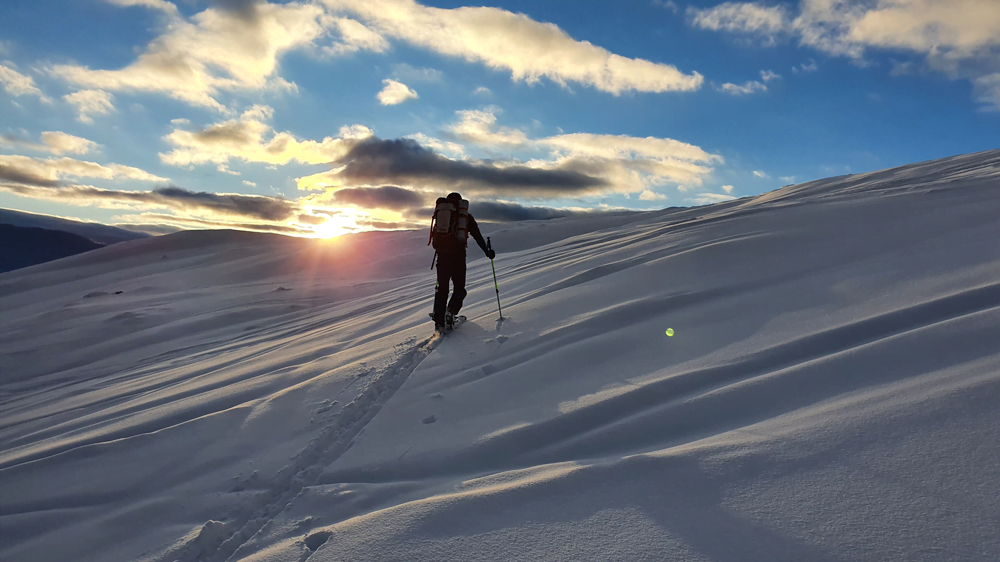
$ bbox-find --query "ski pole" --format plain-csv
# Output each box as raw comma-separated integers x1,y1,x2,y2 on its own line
487,237,503,319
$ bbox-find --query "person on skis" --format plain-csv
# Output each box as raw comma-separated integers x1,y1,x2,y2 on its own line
429,192,495,332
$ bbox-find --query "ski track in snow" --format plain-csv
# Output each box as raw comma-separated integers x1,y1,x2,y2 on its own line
168,331,448,562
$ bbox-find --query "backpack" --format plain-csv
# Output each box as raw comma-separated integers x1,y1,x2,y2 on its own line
428,197,469,252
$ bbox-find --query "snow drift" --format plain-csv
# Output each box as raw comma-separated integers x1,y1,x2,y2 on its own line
1,149,999,562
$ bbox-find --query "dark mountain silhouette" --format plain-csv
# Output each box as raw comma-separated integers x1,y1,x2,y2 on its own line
0,208,149,245
0,224,105,273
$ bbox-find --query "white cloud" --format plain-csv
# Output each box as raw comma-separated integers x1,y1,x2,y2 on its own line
538,135,720,192
40,132,100,155
973,72,1000,111
760,69,780,82
441,109,723,193
243,180,257,187
161,104,373,167
688,2,790,44
690,0,1000,108
720,69,779,94
323,0,703,95
472,86,492,97
719,80,767,95
217,164,240,175
0,131,100,155
652,1,680,14
50,2,330,111
448,108,528,146
0,63,49,100
539,132,719,167
639,190,667,201
392,63,443,82
406,133,465,156
106,0,179,17
846,0,1000,55
721,184,734,193
324,17,390,56
792,0,868,59
687,192,736,205
793,58,818,73
717,70,781,96
377,79,418,105
780,175,797,183
64,89,115,123
753,170,769,178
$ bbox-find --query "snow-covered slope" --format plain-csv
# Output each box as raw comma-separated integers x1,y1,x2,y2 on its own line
1,150,998,562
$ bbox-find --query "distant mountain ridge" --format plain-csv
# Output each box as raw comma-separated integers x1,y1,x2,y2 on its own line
0,208,150,245
0,224,104,273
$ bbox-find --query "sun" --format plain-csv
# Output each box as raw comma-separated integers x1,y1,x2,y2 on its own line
311,215,354,239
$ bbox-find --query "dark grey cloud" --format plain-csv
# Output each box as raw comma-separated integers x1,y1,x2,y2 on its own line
208,0,263,21
404,200,599,222
331,185,426,211
0,133,31,147
219,222,305,235
355,219,408,230
332,137,607,196
311,208,345,217
0,164,62,188
0,183,297,222
470,201,592,222
153,186,295,221
187,120,256,146
113,213,310,235
297,213,327,225
111,223,182,236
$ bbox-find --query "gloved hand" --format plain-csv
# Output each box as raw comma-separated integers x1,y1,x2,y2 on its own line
486,248,496,260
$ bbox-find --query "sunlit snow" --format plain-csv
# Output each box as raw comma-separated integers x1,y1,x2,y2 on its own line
2,150,999,562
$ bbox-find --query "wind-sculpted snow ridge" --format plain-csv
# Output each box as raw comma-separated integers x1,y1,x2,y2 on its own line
1,149,999,562
747,148,1000,206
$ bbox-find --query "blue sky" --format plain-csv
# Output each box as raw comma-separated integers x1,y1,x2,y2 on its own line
1,0,998,237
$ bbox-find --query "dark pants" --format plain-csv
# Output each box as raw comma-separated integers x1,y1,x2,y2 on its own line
434,254,467,323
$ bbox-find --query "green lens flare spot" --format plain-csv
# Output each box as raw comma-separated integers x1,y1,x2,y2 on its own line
666,328,674,337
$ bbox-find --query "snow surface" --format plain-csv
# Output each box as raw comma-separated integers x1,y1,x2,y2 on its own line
2,149,999,562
